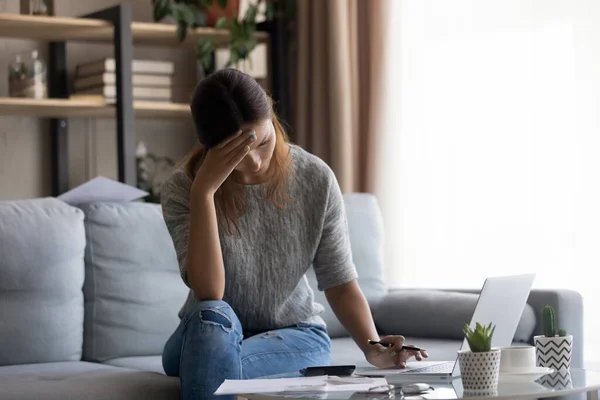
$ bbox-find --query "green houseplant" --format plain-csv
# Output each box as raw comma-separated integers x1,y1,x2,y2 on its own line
534,305,573,370
458,322,501,392
151,0,279,71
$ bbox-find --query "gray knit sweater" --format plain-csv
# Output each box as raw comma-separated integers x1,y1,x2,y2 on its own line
160,144,358,332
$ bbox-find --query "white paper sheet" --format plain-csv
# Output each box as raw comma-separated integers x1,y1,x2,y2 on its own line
214,376,388,395
357,362,451,376
57,176,148,205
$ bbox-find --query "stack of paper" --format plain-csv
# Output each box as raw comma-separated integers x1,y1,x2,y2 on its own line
214,376,388,395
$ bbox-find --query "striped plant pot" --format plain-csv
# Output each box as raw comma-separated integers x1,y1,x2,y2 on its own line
534,335,573,371
458,349,501,392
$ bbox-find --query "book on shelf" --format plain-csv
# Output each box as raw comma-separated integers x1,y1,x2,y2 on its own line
76,58,175,78
76,85,172,102
74,73,173,91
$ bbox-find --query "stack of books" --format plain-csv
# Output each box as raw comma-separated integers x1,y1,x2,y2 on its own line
72,58,174,103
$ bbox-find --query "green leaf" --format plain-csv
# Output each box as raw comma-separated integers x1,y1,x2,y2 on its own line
172,3,197,25
199,0,213,7
218,0,228,8
463,322,495,352
196,37,216,70
230,19,242,37
245,4,258,22
177,20,188,42
197,37,214,53
153,0,171,21
228,49,241,67
215,16,228,29
202,53,213,70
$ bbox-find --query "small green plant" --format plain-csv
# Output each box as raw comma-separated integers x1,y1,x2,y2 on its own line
463,322,496,352
542,304,568,337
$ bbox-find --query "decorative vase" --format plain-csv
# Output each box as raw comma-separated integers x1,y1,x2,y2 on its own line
8,50,47,99
458,349,501,392
534,335,572,371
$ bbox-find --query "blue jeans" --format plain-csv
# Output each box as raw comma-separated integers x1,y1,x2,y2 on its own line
162,300,331,400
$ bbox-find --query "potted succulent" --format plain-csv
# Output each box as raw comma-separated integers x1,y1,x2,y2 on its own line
458,322,501,392
534,305,572,371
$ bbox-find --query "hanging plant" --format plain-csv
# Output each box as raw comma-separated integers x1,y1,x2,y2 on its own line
151,0,281,71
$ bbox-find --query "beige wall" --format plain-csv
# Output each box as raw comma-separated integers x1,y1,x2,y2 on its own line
0,0,198,200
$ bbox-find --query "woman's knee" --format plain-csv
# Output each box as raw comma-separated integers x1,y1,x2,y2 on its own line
185,300,243,336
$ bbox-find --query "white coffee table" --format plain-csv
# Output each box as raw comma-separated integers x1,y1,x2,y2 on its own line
240,369,600,400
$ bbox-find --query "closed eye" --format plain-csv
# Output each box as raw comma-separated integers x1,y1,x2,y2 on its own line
259,140,270,147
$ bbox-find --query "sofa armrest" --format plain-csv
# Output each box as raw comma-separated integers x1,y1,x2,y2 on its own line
374,288,584,369
372,289,535,342
446,288,584,368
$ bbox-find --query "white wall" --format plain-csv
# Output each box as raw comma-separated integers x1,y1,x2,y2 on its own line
376,0,600,368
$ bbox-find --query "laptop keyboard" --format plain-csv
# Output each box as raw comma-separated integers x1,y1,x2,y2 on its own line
403,361,455,374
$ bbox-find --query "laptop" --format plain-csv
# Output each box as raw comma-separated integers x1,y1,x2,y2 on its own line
356,273,536,383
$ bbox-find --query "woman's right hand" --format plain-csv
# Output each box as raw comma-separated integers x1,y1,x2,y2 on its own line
192,129,257,196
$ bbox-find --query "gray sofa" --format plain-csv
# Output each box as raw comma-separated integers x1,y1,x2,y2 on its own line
0,195,583,400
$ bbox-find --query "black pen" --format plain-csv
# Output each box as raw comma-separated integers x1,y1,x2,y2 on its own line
368,340,424,352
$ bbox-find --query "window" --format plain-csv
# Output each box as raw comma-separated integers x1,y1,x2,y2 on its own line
377,0,600,368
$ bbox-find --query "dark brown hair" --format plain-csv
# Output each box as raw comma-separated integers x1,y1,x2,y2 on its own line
184,68,291,234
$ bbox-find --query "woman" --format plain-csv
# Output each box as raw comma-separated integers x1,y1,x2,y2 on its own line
160,68,427,400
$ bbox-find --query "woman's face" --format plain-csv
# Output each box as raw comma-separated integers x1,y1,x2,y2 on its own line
234,118,276,176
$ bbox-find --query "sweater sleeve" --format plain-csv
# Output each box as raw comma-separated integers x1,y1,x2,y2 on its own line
160,170,192,287
312,171,359,291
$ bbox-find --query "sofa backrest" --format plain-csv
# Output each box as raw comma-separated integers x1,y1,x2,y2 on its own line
0,198,86,366
80,202,188,362
0,193,385,365
306,193,387,337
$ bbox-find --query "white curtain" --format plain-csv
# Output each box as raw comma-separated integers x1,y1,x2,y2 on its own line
375,0,600,369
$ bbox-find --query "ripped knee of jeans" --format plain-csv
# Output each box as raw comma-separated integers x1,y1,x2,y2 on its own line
200,309,233,331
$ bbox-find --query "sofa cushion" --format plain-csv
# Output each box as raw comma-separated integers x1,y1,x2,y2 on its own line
307,194,387,338
81,202,188,362
105,356,165,374
0,198,85,365
0,361,178,400
372,290,537,342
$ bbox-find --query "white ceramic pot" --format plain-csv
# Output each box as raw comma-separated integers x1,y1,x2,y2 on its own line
534,335,573,371
458,349,501,392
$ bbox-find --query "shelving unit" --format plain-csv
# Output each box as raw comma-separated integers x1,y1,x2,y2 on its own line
0,13,269,46
0,98,190,119
0,5,277,196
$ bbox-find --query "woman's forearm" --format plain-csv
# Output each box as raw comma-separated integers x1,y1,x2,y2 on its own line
325,280,379,354
186,189,226,300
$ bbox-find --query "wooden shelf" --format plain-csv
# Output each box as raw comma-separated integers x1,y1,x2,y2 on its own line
0,13,268,46
0,98,190,119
